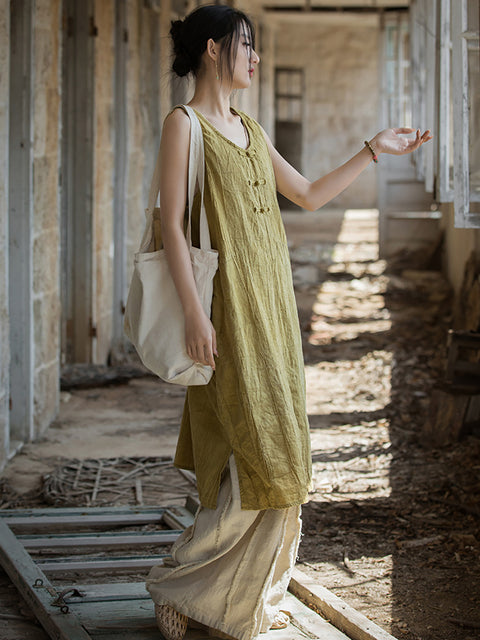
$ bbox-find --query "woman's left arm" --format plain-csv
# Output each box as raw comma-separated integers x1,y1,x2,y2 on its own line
262,127,433,212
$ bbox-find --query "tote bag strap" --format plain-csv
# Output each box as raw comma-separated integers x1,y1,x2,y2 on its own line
143,105,211,252
182,105,210,251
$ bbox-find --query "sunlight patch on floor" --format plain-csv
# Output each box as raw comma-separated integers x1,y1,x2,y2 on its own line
304,207,394,501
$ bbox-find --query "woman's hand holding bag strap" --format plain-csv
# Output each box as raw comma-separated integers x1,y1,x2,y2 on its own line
123,105,219,386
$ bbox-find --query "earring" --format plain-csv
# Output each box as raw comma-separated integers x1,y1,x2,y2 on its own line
215,61,219,81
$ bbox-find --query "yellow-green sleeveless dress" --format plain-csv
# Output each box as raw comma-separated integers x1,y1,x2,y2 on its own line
174,107,311,510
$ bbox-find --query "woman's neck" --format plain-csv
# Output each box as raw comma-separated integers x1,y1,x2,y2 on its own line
188,74,234,121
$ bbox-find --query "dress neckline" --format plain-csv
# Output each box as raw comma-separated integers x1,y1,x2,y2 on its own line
191,107,251,152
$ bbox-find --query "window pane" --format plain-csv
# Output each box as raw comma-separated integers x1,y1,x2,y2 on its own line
277,72,288,95
275,69,304,123
386,25,398,58
290,72,302,96
277,97,289,121
289,98,302,122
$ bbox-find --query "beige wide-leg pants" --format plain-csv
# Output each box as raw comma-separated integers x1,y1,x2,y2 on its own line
146,456,302,640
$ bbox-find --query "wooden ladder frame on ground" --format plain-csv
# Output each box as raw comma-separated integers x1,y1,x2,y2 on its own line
0,497,397,640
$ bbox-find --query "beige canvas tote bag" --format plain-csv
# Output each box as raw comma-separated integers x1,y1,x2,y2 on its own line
124,105,218,385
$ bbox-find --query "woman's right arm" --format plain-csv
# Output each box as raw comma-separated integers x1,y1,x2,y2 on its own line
159,108,217,369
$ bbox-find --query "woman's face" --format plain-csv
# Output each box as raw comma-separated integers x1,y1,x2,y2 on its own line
230,23,259,89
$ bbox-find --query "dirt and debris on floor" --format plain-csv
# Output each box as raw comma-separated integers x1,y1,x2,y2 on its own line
1,209,479,640
42,456,197,507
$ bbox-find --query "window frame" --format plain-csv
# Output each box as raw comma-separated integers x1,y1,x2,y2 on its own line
423,0,437,194
436,0,454,203
451,0,480,228
410,0,437,192
410,0,427,182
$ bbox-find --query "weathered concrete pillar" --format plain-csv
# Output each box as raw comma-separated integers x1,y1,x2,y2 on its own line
31,0,62,434
0,0,10,471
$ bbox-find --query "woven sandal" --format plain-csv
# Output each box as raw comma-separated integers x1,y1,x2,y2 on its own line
154,604,188,640
269,609,291,630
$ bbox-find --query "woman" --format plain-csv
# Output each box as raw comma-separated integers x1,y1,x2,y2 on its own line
146,5,432,640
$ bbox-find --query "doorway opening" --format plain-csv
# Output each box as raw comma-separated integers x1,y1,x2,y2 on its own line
275,67,304,211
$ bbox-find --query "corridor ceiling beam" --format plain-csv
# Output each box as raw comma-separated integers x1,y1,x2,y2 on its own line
264,6,409,13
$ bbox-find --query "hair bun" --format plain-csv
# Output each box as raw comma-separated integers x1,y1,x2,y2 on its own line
170,19,192,77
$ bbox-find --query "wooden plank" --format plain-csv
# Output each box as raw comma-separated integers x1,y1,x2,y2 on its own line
3,512,165,531
63,582,150,603
71,598,155,631
0,505,166,517
289,567,399,640
20,530,181,549
90,632,178,640
284,592,350,640
90,627,214,640
163,505,196,530
59,583,349,639
70,594,333,639
185,494,200,514
36,554,167,573
0,520,93,639
89,631,166,640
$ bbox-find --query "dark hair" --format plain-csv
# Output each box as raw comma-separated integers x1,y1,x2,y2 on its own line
170,4,255,81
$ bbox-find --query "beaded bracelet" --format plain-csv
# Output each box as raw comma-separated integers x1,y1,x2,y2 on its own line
364,140,378,163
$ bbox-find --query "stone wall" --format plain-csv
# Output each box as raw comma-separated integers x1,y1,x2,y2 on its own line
0,1,9,469
273,14,380,209
31,0,61,434
93,0,115,363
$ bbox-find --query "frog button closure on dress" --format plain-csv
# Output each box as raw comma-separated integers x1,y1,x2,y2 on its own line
248,178,266,187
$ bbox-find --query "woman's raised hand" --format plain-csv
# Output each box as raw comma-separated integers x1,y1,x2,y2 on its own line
185,309,218,370
372,127,433,156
